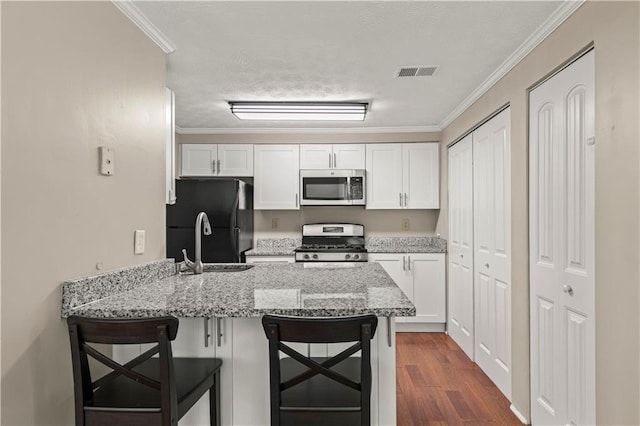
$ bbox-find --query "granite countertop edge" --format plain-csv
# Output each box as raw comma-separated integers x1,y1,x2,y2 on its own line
245,236,448,256
61,261,415,319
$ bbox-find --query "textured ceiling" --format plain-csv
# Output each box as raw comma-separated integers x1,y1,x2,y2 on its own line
133,1,564,131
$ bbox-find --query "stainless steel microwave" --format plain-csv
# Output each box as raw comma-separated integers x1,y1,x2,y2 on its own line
299,169,366,206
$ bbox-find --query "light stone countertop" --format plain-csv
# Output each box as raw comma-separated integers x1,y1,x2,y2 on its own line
366,237,447,253
244,236,447,256
244,238,300,256
61,261,415,319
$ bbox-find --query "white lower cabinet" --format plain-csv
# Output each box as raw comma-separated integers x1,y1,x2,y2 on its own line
369,253,446,328
116,317,396,425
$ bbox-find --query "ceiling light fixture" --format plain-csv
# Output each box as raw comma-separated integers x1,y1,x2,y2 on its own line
229,102,368,121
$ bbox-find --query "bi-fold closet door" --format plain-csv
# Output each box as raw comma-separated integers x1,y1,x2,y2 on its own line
447,107,512,399
529,50,595,426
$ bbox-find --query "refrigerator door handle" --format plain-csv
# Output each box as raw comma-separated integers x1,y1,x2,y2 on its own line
230,185,241,261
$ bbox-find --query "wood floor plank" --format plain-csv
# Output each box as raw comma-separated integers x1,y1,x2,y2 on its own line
396,332,521,425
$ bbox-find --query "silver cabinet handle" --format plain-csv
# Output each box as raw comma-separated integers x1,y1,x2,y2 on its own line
563,284,574,295
408,256,411,271
399,193,403,207
295,193,299,208
329,153,332,168
217,159,221,174
216,317,223,347
387,316,392,347
212,160,216,174
404,193,408,207
204,317,211,347
402,256,406,271
333,153,337,168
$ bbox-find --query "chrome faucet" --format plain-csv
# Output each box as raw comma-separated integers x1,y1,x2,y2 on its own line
182,211,212,274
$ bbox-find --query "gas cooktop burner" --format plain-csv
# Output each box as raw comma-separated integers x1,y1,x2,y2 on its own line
296,244,366,252
295,223,368,262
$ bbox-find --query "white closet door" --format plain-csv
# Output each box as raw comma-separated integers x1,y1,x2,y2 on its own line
473,108,511,399
447,134,475,358
529,50,595,426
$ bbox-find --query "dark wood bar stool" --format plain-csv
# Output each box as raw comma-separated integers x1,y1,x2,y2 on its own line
262,314,378,426
67,315,222,426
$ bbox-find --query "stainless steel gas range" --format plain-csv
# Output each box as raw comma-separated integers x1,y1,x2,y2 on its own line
294,223,368,263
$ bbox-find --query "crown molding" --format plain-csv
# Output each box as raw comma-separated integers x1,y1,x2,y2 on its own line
112,0,176,54
175,125,441,135
438,0,585,129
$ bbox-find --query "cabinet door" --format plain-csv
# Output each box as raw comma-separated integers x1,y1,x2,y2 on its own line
403,143,439,209
334,144,365,169
406,254,446,323
300,144,333,169
368,253,411,323
366,144,403,209
217,144,254,177
254,145,300,210
181,144,217,176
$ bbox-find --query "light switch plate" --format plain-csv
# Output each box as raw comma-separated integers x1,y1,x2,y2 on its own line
134,230,145,254
99,146,114,176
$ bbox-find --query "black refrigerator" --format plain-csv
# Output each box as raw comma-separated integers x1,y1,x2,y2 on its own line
166,179,254,263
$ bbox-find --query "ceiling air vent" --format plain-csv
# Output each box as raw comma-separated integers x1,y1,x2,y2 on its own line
397,65,439,78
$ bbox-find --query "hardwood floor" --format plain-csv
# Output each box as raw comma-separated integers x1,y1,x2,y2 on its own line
396,333,521,425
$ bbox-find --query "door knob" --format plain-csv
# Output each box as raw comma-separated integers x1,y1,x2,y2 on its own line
563,284,574,295
485,263,489,268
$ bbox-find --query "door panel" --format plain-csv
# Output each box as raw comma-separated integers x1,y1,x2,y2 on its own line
473,108,511,399
447,135,474,358
529,50,595,425
181,144,217,176
300,144,333,169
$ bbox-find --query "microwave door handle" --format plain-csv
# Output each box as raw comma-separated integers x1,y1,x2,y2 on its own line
346,176,351,204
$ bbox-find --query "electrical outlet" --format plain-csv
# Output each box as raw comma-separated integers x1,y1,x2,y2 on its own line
134,230,145,254
272,218,279,229
402,219,410,230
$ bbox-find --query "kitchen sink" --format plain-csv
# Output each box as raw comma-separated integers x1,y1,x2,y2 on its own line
202,264,255,272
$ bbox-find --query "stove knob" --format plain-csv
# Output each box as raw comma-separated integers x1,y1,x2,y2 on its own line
345,254,351,260
354,254,360,260
312,254,319,260
303,254,310,260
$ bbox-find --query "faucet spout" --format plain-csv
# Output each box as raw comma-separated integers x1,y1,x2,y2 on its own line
183,211,213,274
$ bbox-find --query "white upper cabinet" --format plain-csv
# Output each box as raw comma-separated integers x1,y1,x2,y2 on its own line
366,144,403,209
366,143,439,209
300,144,365,169
181,144,253,177
254,144,300,210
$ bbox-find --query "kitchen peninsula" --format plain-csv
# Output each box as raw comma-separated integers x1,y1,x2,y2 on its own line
61,259,415,426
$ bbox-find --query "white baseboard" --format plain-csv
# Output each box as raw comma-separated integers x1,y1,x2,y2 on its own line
510,404,529,425
395,322,445,333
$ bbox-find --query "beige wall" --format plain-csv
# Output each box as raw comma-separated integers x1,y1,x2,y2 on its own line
437,2,639,423
178,132,442,238
1,2,166,424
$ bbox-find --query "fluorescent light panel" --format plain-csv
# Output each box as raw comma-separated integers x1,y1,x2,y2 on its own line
229,102,368,121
